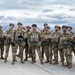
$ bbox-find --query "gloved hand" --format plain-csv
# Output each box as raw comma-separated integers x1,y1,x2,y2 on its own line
4,37,6,40
18,35,23,38
11,42,15,46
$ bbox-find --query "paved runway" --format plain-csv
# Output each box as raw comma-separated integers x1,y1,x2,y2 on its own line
0,47,75,75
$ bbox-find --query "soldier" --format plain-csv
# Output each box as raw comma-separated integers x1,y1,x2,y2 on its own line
71,33,75,55
41,23,48,33
51,25,61,64
0,25,5,59
40,23,48,60
68,26,74,35
41,26,52,64
4,23,15,63
59,25,72,69
16,26,26,58
67,26,74,54
24,26,31,61
29,24,43,64
14,22,28,64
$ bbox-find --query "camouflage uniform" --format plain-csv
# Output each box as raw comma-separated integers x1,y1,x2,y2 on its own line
40,23,48,60
51,31,60,64
14,28,28,64
24,26,31,61
0,28,5,59
29,31,43,64
68,26,74,54
72,33,75,54
59,28,72,69
41,27,52,64
4,28,15,63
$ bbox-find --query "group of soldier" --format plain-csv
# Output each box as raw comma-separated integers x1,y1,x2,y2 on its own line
0,22,75,69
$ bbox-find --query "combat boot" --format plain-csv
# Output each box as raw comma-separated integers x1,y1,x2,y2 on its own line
68,63,72,69
40,59,44,64
16,54,20,58
53,59,55,61
24,56,28,61
1,55,5,59
45,58,49,63
49,59,52,64
4,58,7,63
53,60,58,64
20,58,24,64
28,56,31,58
62,61,64,66
33,58,36,63
11,58,15,65
31,58,34,64
32,58,36,64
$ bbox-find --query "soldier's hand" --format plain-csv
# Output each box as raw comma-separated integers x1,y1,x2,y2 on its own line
45,37,49,40
9,35,12,38
4,34,8,38
51,36,54,40
71,37,74,40
28,44,30,48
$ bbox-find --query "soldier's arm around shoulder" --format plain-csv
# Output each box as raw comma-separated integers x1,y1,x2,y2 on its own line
23,32,28,39
4,30,9,38
1,31,5,38
38,31,41,41
27,32,32,48
12,29,16,40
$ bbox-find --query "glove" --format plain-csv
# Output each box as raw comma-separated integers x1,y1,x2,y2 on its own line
11,42,15,46
4,37,6,40
18,35,23,38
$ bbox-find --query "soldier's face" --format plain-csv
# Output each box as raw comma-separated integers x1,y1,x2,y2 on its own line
27,28,30,30
45,28,49,31
62,28,67,31
32,26,36,30
55,27,59,31
68,28,72,31
18,24,22,28
10,25,14,29
44,26,47,29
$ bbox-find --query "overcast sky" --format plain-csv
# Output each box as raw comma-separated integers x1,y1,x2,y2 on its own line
0,0,75,27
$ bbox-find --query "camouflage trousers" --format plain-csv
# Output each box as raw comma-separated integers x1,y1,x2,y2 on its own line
5,44,17,59
43,46,52,61
53,48,58,62
25,46,28,58
25,46,32,59
5,44,10,58
12,44,18,60
61,47,72,65
41,46,44,60
0,45,4,57
16,45,25,59
30,46,42,61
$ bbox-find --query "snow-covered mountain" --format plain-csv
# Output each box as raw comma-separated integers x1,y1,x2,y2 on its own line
1,22,75,32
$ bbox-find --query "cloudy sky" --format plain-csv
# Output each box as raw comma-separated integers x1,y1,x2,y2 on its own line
0,0,75,28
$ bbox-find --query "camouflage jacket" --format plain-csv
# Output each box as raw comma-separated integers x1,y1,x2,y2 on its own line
29,30,41,42
59,31,71,48
51,31,61,43
14,28,28,41
0,30,4,42
4,29,15,42
41,31,52,41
